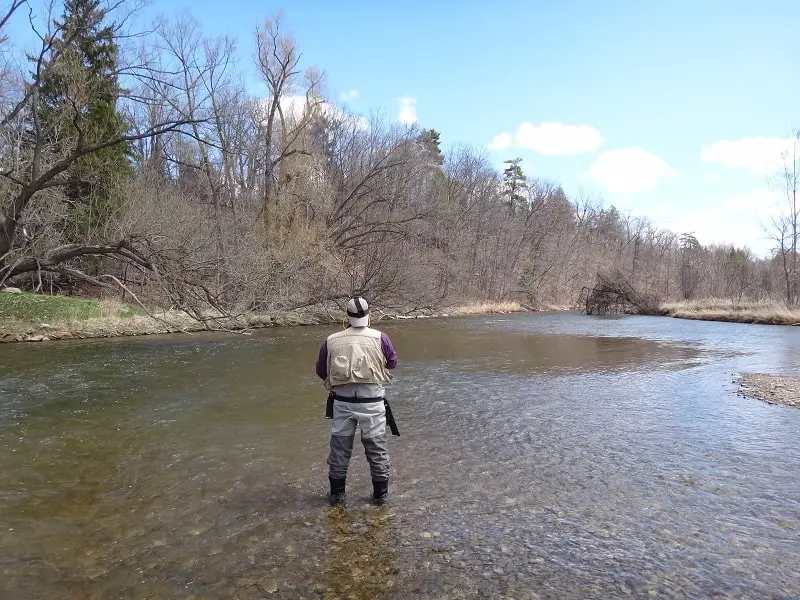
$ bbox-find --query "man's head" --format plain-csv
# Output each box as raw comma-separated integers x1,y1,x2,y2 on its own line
346,296,370,327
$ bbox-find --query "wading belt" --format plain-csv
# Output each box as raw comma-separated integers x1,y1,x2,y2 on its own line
324,392,400,436
331,394,384,403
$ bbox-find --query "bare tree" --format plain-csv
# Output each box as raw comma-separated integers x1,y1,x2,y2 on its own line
769,131,800,305
255,12,324,237
0,0,200,288
0,3,783,318
320,119,433,302
143,14,241,277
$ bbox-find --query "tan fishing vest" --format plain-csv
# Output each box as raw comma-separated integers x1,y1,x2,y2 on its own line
326,327,392,386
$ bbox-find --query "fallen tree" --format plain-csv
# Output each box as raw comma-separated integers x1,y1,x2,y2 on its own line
581,269,661,315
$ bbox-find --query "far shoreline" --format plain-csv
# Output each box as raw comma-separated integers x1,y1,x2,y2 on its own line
658,299,800,327
2,291,800,345
0,293,542,345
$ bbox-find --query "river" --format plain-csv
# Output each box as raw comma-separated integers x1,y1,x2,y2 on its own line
0,312,799,599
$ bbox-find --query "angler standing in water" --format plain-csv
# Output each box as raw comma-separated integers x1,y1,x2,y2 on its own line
316,297,399,506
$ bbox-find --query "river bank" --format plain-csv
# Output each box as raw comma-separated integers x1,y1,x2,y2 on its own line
660,298,800,326
737,372,800,408
5,290,800,344
0,291,534,343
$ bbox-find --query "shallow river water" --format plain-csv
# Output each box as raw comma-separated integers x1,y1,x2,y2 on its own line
0,312,799,599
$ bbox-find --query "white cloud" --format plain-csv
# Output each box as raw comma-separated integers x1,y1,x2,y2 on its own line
651,190,782,257
516,122,603,155
488,121,602,155
723,190,778,214
322,104,369,131
256,96,368,130
339,89,359,102
663,209,775,256
256,95,314,123
700,137,797,176
488,132,512,151
256,95,304,122
587,148,675,194
610,189,783,257
398,97,417,125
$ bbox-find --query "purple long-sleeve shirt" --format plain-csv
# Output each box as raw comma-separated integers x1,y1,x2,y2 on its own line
316,331,397,380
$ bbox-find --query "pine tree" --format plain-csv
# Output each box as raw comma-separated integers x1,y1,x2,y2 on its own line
38,0,130,243
419,128,443,166
502,158,527,215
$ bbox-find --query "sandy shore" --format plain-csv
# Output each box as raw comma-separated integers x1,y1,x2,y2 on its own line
737,373,800,408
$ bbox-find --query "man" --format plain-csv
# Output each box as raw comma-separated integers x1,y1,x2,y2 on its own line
316,297,398,506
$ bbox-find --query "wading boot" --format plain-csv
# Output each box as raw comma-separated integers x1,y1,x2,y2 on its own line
372,479,389,506
328,477,346,507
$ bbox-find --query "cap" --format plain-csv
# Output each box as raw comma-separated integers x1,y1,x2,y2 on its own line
345,297,370,327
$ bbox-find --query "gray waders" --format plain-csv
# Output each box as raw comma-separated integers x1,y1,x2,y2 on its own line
327,397,391,506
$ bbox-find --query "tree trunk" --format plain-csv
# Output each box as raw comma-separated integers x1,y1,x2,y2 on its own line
792,179,798,305
0,214,17,277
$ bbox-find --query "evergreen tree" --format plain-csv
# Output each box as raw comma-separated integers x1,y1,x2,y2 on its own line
419,128,444,166
502,158,527,215
38,0,130,242
679,233,702,299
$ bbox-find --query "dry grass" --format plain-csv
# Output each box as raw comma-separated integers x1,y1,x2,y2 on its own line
660,298,800,326
537,303,573,312
449,301,525,315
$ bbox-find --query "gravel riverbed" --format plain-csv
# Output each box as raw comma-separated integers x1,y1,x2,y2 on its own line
738,372,800,408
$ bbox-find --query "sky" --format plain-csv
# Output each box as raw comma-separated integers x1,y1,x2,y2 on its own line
12,0,800,256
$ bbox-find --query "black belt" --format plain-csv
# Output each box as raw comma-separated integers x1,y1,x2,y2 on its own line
325,393,400,436
332,394,384,403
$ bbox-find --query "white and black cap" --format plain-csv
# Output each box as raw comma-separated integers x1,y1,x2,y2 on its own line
345,297,370,327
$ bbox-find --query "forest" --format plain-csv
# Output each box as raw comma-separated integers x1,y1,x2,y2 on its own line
2,0,799,323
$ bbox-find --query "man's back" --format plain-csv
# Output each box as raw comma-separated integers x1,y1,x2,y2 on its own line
317,297,398,506
316,325,397,397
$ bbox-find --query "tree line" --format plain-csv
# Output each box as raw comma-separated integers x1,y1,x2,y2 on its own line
1,1,798,317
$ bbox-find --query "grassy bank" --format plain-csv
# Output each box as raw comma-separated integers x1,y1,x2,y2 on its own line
0,293,537,343
1,292,146,342
0,291,346,343
7,292,799,343
659,298,800,326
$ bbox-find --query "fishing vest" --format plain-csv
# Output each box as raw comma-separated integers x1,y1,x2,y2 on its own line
326,327,392,386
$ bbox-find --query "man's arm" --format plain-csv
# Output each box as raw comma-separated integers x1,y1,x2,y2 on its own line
381,332,397,369
316,340,328,380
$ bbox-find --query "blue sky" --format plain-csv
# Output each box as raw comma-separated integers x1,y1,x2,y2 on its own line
14,0,800,256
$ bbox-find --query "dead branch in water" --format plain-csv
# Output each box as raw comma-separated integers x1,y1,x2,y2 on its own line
581,270,661,315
